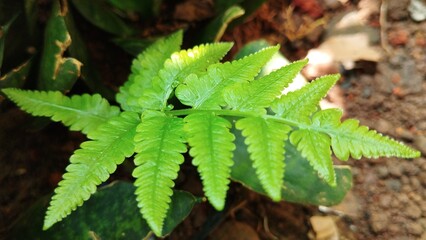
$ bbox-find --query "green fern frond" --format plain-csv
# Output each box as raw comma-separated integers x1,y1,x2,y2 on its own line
236,117,291,200
43,112,139,230
289,129,336,186
272,74,340,123
2,88,120,134
4,33,420,238
117,30,183,112
138,42,233,110
175,46,279,109
133,111,186,236
184,113,235,210
224,59,308,114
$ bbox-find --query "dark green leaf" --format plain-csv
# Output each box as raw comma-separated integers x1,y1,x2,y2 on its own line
0,13,18,75
10,181,197,239
215,0,267,27
231,126,352,206
198,5,244,43
161,190,198,236
71,0,135,36
0,58,32,89
234,40,270,60
37,1,81,91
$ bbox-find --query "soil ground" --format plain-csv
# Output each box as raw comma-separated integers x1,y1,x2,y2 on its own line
1,0,425,239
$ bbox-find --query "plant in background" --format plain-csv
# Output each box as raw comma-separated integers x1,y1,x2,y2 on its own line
3,30,419,237
0,0,264,99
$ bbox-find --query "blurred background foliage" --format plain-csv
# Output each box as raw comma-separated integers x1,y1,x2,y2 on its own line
0,0,266,101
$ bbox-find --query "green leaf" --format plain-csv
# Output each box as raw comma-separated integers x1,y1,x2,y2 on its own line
224,59,308,114
0,13,18,75
38,1,81,91
0,59,32,89
272,74,340,123
139,42,233,110
308,109,420,160
11,182,197,239
290,129,336,186
71,0,135,36
326,113,420,160
233,39,270,61
185,113,235,210
231,128,352,206
198,5,245,43
133,111,187,236
282,144,351,205
117,30,183,112
176,45,279,109
43,112,139,230
2,88,120,135
236,117,291,201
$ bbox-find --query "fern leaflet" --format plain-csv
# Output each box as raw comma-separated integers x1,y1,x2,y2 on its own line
289,129,336,186
2,88,120,134
224,59,308,114
332,119,420,159
214,45,279,83
236,117,291,200
272,74,340,123
309,109,420,160
184,113,235,210
138,42,233,110
133,111,186,236
116,30,183,112
43,112,139,229
176,46,279,109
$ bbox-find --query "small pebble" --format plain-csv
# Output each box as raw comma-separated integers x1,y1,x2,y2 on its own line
376,166,389,178
379,194,392,208
401,175,410,184
398,194,410,203
388,164,403,177
375,118,393,134
419,218,426,228
401,185,412,193
417,120,426,130
419,172,426,187
414,135,426,156
386,179,402,192
420,202,426,215
406,221,423,236
388,223,401,234
410,176,422,189
402,162,420,175
370,212,390,233
405,203,422,219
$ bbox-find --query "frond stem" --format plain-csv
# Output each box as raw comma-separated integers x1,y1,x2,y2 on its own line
168,109,304,128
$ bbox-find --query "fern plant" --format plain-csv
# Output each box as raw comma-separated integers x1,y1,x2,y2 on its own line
2,30,419,236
